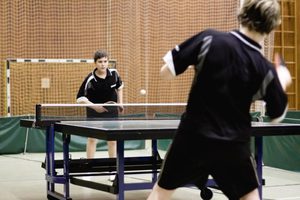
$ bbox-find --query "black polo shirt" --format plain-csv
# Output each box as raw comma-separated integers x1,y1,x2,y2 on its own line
77,68,123,117
163,29,288,142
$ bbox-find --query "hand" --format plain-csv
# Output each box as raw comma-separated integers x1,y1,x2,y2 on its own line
118,105,124,114
103,101,119,113
92,105,108,113
105,101,124,113
78,98,108,113
274,53,292,91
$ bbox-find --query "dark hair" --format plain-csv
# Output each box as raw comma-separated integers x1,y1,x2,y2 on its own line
93,50,109,63
238,0,281,34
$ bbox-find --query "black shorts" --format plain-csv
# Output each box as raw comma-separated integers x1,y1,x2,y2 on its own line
157,130,259,199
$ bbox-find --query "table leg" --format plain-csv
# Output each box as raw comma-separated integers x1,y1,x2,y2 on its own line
46,125,55,193
116,140,125,200
45,126,71,200
151,139,158,183
62,133,70,198
255,136,263,200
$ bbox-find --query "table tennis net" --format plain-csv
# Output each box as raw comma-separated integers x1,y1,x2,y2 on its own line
35,103,186,121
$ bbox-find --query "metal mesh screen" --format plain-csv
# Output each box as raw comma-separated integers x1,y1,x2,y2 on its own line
0,61,6,116
0,0,277,116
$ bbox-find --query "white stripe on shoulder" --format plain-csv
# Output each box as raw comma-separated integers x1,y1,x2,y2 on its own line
109,68,119,77
84,75,95,91
230,31,261,53
163,51,176,76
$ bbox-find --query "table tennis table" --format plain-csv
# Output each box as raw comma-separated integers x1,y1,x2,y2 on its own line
20,119,300,200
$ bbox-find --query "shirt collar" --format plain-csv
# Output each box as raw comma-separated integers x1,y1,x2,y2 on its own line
230,30,262,53
92,68,112,80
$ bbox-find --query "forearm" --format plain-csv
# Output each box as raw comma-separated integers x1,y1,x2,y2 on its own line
117,89,123,104
76,96,92,104
274,53,292,91
76,96,106,113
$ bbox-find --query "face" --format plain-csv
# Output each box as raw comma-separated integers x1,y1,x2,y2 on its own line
95,57,109,73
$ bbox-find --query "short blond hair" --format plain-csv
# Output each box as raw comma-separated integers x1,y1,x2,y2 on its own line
238,0,281,34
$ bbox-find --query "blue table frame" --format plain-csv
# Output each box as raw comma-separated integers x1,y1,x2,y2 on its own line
20,119,300,200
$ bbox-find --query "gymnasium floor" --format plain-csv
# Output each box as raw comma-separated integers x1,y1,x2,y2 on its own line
1,150,300,200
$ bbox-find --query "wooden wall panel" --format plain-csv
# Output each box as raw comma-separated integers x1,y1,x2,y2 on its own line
274,0,298,110
297,1,300,109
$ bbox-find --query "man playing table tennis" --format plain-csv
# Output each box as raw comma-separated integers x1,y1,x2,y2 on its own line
76,50,123,181
147,0,292,199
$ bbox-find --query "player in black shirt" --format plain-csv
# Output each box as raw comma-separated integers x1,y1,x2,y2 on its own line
77,50,123,168
147,0,291,199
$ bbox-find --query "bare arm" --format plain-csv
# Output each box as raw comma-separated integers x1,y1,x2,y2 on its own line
76,97,108,113
274,53,292,91
269,53,291,123
117,88,124,113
